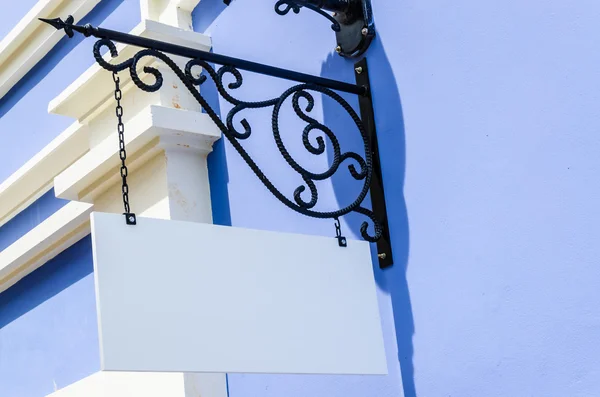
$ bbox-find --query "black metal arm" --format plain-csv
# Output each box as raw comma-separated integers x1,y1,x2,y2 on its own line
40,16,365,96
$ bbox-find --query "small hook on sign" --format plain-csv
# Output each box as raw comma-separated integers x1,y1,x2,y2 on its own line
334,218,347,248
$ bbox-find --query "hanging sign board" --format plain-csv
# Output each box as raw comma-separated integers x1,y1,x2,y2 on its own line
91,212,387,375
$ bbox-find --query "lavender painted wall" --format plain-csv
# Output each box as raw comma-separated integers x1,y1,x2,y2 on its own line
0,0,39,41
0,189,67,252
0,237,97,397
1,0,598,396
196,1,600,396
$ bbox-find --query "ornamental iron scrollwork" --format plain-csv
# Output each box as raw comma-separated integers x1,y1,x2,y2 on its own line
274,1,342,32
40,16,393,267
92,38,381,242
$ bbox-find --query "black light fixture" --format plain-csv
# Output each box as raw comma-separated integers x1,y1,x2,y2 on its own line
223,0,375,58
39,12,391,268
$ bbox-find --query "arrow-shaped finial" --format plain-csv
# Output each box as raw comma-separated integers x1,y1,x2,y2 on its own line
39,15,75,37
38,17,64,30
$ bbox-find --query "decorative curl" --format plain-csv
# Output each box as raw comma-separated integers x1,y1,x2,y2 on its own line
274,0,341,32
93,39,132,72
274,0,301,15
130,50,163,92
353,206,383,242
93,40,163,92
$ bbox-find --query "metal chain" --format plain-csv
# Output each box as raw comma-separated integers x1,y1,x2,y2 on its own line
113,72,136,225
334,217,347,247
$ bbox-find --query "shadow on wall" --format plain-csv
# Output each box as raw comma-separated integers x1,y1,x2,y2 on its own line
203,58,232,227
321,38,415,397
0,236,93,329
199,1,415,391
194,0,233,227
192,0,229,33
0,189,67,252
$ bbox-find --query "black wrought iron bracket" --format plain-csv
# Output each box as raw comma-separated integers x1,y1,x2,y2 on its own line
224,0,375,58
40,15,392,268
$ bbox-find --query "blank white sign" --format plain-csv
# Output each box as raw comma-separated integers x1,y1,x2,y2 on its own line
91,212,387,375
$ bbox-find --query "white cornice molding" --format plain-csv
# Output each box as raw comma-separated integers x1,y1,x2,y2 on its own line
0,122,89,229
0,103,221,293
0,19,211,229
48,19,211,122
0,1,215,295
0,201,93,294
0,0,101,100
54,105,220,202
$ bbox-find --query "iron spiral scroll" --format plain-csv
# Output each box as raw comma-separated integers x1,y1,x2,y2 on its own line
274,1,342,32
92,38,383,242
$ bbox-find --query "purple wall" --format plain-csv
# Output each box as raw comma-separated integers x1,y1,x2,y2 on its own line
0,0,39,41
0,189,67,252
0,237,98,397
1,0,599,396
196,1,600,396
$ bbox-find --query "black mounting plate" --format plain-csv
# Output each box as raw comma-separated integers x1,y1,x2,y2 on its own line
334,0,375,58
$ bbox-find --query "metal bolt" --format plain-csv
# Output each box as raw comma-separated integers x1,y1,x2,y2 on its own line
378,253,387,260
362,27,369,36
335,46,342,53
355,66,363,74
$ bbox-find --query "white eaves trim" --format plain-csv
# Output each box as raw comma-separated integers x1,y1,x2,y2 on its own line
0,0,101,99
141,0,202,28
0,2,214,295
0,122,89,229
0,19,211,229
54,105,221,202
0,201,93,294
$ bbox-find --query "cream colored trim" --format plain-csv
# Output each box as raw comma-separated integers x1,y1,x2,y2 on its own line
48,19,211,121
0,122,89,228
0,0,101,100
54,105,220,202
141,0,202,29
0,19,211,228
0,201,93,294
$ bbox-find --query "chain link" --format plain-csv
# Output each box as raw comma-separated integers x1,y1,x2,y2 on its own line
113,72,133,219
334,217,347,247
